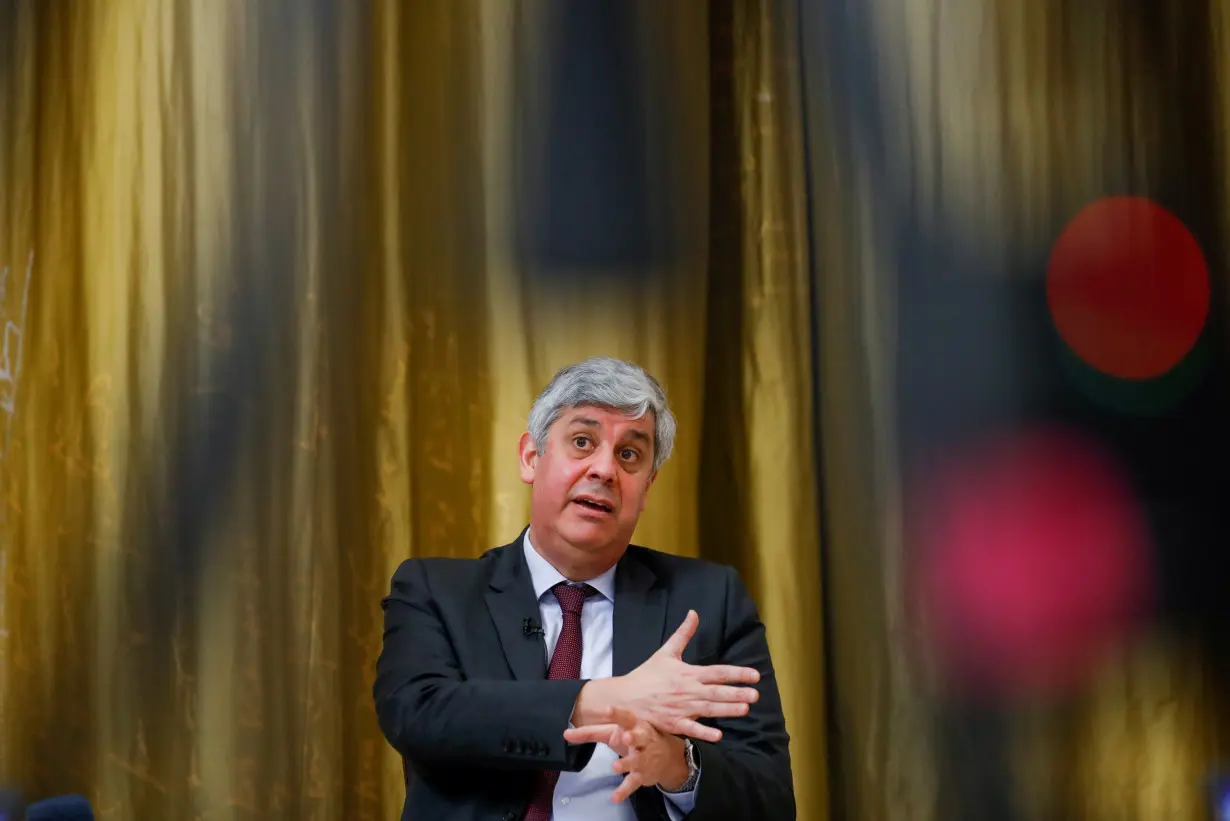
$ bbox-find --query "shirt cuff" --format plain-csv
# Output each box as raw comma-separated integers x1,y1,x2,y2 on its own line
659,767,700,819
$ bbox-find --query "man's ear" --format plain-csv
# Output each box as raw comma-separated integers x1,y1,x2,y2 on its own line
518,432,538,484
639,469,658,513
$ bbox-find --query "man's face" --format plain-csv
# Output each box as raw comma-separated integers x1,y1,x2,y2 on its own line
519,406,657,565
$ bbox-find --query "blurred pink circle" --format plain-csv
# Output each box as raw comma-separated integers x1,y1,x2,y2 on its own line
908,428,1154,700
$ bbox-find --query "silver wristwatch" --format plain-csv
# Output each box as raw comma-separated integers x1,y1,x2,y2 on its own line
661,737,701,793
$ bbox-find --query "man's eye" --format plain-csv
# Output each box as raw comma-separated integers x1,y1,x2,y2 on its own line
573,436,591,448
620,449,639,461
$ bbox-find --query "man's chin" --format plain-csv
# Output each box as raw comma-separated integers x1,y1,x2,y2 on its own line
559,520,626,553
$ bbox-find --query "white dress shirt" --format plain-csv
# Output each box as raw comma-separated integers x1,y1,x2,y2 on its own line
523,532,698,820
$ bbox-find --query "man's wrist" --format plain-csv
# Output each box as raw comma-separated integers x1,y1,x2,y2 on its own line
658,735,693,792
570,677,620,727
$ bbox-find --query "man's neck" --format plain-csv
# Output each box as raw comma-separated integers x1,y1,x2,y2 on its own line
526,527,622,582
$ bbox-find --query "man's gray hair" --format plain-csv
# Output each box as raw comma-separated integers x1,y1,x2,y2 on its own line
528,357,676,473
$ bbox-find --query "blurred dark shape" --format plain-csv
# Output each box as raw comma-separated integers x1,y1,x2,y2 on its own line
894,248,1230,648
0,788,23,821
807,0,1230,641
907,426,1154,702
515,0,679,278
134,0,342,812
1208,771,1230,821
148,0,313,621
796,1,1035,815
934,705,1019,821
0,1,16,82
801,0,1230,817
24,795,92,821
896,272,1040,452
1057,336,1211,417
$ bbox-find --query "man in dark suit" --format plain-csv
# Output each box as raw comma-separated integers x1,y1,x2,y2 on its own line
374,357,795,820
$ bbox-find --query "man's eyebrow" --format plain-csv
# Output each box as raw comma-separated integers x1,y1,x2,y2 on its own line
564,418,653,445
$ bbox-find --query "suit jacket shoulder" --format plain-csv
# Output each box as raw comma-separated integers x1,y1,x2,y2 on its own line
387,540,517,596
621,543,735,583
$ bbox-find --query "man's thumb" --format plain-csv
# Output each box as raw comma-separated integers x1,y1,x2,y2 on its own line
659,609,699,658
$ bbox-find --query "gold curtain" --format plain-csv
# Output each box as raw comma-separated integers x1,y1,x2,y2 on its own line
0,1,827,819
805,1,1230,820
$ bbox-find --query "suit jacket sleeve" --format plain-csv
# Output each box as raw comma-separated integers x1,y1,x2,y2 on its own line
373,558,597,772
688,567,796,820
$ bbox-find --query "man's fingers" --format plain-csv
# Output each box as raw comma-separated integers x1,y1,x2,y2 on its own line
688,699,751,719
631,724,653,748
665,716,723,744
611,770,643,803
618,722,652,750
657,610,699,659
608,705,640,731
692,663,760,685
564,724,620,745
702,682,759,703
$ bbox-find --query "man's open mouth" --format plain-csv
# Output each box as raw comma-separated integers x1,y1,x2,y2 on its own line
572,497,613,513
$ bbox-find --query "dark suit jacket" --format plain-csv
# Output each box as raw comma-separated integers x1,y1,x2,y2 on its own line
373,531,795,821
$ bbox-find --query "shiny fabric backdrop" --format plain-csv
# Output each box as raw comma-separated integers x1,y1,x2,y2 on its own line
11,1,1228,820
0,2,826,820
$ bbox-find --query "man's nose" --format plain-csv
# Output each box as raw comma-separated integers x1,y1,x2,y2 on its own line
587,447,618,481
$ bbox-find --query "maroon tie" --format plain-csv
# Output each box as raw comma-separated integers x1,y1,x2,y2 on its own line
523,582,598,821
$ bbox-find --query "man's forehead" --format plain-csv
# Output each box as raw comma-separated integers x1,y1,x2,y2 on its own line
558,406,655,434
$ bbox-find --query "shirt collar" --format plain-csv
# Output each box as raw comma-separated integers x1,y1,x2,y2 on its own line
522,529,617,603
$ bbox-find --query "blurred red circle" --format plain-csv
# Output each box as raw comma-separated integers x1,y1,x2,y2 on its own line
908,429,1154,700
1047,196,1208,380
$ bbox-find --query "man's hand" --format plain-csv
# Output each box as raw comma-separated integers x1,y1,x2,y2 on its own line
563,707,691,802
571,610,759,743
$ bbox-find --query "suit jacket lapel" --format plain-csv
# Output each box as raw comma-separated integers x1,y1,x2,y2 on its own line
484,535,548,681
613,549,668,676
616,551,688,821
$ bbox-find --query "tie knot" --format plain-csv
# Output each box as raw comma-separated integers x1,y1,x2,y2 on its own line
552,582,597,615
